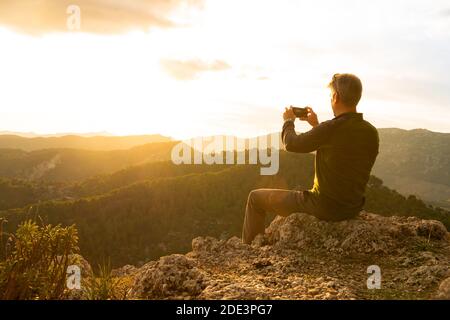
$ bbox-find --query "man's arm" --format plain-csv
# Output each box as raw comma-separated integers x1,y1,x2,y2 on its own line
281,107,330,153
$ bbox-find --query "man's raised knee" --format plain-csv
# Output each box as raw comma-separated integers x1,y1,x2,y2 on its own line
248,189,264,202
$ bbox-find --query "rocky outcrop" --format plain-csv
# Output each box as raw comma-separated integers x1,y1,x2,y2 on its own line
64,254,94,300
111,265,138,278
436,277,450,300
130,254,208,299
68,254,93,277
123,212,450,300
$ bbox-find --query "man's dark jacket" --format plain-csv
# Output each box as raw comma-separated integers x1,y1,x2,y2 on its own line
282,112,379,220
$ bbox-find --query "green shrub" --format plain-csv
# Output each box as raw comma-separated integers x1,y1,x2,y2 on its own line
0,219,79,300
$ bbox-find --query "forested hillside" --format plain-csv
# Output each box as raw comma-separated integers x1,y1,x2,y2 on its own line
1,129,448,209
0,141,176,182
1,152,447,267
0,178,66,210
374,128,450,209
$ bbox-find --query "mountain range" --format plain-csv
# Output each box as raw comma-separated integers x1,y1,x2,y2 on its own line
373,128,450,210
0,134,172,151
0,128,448,267
0,128,448,208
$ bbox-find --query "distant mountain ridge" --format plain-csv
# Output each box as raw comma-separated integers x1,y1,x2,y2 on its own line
0,134,172,151
0,131,114,138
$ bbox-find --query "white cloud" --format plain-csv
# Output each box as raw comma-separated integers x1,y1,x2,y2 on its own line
0,0,203,34
160,59,231,80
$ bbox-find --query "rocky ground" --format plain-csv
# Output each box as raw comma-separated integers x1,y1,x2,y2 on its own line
80,212,450,300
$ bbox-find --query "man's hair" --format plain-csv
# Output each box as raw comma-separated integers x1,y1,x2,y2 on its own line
328,73,363,108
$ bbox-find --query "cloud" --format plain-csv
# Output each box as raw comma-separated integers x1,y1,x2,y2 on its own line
0,0,203,35
440,8,450,17
160,59,231,80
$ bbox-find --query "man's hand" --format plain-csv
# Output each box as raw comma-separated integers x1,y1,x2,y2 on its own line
283,107,296,122
300,107,319,128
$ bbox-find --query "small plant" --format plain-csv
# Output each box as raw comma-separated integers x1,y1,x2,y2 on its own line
83,260,129,300
415,229,434,252
0,219,79,300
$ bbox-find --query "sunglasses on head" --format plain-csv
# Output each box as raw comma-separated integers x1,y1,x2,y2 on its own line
331,73,341,96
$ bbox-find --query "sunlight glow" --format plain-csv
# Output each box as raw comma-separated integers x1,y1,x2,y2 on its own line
0,0,449,139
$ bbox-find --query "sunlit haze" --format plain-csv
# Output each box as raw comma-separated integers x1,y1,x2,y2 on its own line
0,0,449,139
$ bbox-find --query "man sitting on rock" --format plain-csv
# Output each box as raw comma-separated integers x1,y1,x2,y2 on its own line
242,73,379,245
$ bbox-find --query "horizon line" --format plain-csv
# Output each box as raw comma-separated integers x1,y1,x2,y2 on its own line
0,126,448,140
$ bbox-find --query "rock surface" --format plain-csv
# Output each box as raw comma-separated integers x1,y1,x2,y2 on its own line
68,254,93,277
111,265,138,278
436,277,450,300
124,212,450,300
65,254,94,300
130,254,208,299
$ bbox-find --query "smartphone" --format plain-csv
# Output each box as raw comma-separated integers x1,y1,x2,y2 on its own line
292,107,308,118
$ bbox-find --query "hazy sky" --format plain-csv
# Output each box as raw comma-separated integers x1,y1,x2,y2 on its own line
0,0,449,139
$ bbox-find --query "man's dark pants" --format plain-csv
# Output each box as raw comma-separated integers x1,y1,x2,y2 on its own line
242,189,317,244
242,189,355,245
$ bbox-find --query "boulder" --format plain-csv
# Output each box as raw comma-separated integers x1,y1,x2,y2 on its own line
436,277,450,300
130,254,208,299
124,212,449,300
